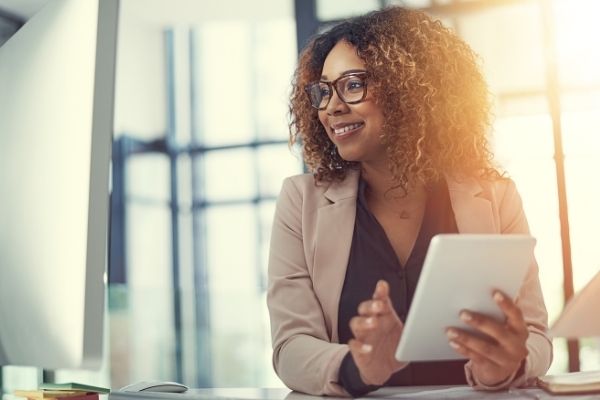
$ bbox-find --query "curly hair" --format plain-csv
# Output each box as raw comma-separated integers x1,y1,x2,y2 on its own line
289,6,501,190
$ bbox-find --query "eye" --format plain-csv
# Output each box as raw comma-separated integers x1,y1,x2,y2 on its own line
319,84,331,97
345,78,365,92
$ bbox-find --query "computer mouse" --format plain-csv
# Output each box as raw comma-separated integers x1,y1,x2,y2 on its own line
120,380,189,393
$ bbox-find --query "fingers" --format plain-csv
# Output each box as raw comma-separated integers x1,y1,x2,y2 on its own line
447,338,498,366
350,315,378,341
352,280,402,343
447,299,529,367
357,280,393,316
372,280,390,300
348,338,373,357
452,309,528,356
357,299,386,315
457,310,505,343
446,328,515,366
493,291,527,333
455,291,528,347
457,310,520,351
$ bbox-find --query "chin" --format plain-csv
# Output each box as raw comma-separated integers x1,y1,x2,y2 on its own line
336,149,363,162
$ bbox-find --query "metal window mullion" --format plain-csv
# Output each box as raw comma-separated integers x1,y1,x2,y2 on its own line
248,24,266,386
294,0,319,55
188,27,212,388
184,139,288,154
249,23,266,296
539,0,578,372
165,28,184,383
109,136,128,284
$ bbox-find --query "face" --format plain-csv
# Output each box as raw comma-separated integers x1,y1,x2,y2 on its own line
317,41,386,164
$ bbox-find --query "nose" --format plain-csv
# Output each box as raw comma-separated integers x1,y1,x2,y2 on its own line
326,89,349,116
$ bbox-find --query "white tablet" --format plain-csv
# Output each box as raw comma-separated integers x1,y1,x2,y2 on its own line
395,234,536,362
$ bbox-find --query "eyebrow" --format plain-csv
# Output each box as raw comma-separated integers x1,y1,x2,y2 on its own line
320,69,367,81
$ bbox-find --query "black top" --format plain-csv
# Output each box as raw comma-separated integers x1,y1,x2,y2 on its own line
337,178,467,397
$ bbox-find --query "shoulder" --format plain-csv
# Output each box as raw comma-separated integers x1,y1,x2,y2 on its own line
480,176,528,233
484,176,521,210
479,176,519,203
447,174,519,204
279,173,327,205
279,170,359,206
275,173,332,221
281,173,321,193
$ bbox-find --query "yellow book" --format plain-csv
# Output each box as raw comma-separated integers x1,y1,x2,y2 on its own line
14,390,87,399
538,370,600,394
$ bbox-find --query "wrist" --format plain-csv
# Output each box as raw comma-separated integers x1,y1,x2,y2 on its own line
359,359,407,386
338,352,381,397
473,361,523,388
475,372,512,387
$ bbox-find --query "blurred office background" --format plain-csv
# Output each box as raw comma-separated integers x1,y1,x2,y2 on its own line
0,0,599,392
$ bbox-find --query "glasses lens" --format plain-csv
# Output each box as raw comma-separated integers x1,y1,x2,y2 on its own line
306,82,331,109
337,75,366,103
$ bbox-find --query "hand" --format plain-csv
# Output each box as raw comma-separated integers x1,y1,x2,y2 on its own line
445,290,529,386
348,280,406,386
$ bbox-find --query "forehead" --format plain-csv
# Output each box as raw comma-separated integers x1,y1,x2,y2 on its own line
321,41,365,79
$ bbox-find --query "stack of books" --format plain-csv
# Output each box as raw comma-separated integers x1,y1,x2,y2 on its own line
14,382,110,400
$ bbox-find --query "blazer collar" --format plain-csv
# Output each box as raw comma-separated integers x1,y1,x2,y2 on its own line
322,170,495,233
313,169,359,342
323,169,360,203
446,175,497,233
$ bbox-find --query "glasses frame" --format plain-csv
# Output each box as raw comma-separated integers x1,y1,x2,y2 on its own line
305,71,369,110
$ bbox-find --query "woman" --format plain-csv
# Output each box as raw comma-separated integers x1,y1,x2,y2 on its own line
267,6,551,397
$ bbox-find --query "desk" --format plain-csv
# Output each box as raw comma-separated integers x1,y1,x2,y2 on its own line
107,386,596,399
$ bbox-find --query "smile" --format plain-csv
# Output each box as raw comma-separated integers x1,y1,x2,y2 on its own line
332,122,364,137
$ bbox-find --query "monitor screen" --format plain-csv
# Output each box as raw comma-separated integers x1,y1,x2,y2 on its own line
0,0,119,369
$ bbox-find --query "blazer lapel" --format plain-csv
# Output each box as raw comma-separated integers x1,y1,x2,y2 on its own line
312,170,359,343
447,176,498,233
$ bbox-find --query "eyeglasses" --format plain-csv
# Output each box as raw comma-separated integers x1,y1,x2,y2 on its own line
305,71,368,110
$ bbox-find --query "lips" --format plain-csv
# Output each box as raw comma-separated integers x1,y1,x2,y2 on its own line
330,122,365,137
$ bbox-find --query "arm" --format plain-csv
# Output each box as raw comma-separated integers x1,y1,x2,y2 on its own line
463,178,553,389
267,177,349,396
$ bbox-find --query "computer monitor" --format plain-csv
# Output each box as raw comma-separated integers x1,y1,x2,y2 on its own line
0,0,119,369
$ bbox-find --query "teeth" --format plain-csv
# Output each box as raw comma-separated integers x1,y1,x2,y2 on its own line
333,123,363,135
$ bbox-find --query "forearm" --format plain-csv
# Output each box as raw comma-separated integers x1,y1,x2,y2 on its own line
273,335,350,396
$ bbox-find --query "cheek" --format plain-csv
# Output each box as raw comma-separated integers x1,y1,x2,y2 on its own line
317,112,328,130
358,104,384,128
367,106,385,129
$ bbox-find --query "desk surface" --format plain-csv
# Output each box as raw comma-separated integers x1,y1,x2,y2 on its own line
107,386,594,399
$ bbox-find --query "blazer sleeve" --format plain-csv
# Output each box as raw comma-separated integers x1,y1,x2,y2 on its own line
267,177,350,396
465,178,553,390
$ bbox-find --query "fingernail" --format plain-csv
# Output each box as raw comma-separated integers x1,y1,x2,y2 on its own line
365,317,374,327
460,311,472,322
371,302,381,312
494,292,504,303
449,341,460,349
446,329,458,339
361,344,373,353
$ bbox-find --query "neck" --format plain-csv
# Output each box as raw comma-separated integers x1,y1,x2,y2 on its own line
361,159,424,193
360,161,426,207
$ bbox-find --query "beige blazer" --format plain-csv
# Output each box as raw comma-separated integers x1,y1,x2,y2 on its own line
267,170,552,396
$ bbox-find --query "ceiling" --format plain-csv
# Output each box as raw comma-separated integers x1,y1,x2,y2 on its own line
0,0,292,23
